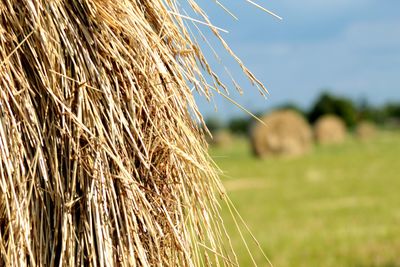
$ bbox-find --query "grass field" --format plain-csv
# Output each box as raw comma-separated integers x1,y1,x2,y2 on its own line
210,131,400,267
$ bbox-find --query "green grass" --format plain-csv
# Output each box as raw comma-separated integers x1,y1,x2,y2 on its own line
210,131,400,267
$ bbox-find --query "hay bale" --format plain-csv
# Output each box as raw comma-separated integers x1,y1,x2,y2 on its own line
209,130,233,148
356,121,377,140
0,1,269,266
251,110,313,158
314,115,347,144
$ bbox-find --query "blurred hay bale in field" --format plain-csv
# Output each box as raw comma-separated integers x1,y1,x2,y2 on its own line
208,130,233,148
251,110,313,158
356,121,377,140
314,115,347,144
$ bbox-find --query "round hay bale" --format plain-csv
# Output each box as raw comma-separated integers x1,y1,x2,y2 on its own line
314,115,347,144
209,130,233,148
356,121,377,140
251,110,313,158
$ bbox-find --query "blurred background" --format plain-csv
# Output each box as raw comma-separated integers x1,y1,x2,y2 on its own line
192,1,400,266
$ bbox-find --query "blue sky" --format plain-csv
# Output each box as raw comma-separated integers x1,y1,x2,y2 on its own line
188,1,400,119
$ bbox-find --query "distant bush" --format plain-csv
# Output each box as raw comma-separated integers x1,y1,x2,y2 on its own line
383,103,400,119
228,117,251,135
357,101,400,127
205,117,223,133
382,103,400,129
356,98,385,125
308,92,357,128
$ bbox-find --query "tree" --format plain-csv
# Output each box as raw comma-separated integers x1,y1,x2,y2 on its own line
357,98,385,124
308,92,357,128
228,117,251,135
204,117,223,133
384,103,400,119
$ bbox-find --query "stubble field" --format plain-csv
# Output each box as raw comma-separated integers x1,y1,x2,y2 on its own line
211,131,400,267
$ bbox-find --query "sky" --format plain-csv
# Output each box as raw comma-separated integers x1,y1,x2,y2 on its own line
187,1,400,120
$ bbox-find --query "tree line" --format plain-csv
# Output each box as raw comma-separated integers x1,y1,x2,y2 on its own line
206,92,400,134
